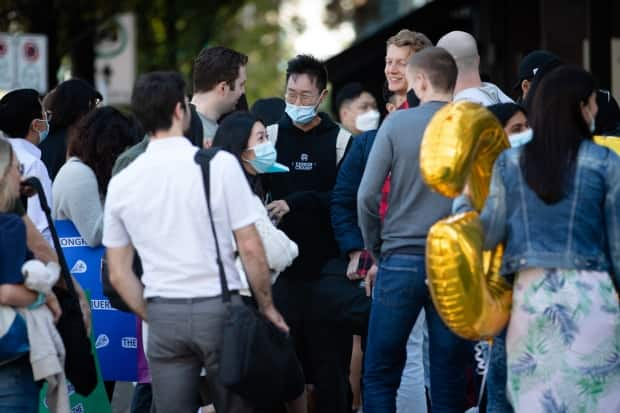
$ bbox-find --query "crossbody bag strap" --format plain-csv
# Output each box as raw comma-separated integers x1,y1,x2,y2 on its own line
25,177,77,298
194,148,231,303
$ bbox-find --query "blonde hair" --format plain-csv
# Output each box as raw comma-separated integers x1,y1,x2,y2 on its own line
0,139,16,212
386,29,433,53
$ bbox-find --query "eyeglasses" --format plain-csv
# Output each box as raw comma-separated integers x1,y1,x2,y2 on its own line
285,92,320,106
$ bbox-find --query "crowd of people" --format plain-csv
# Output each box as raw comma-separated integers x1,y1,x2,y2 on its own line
0,26,619,413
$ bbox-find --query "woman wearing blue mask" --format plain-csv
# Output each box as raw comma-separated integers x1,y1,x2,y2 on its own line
483,102,529,413
0,89,53,244
213,111,289,199
212,111,305,413
487,103,529,148
455,66,620,412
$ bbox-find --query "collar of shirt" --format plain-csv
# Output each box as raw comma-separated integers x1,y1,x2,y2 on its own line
146,136,192,152
9,138,41,159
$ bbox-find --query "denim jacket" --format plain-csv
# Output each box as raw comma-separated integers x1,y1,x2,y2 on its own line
453,140,620,286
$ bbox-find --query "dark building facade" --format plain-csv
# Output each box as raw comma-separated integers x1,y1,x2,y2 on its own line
326,0,620,114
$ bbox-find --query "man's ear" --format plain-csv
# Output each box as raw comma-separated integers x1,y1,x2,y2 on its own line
521,79,530,98
339,105,350,122
217,80,229,96
173,101,185,121
318,89,329,106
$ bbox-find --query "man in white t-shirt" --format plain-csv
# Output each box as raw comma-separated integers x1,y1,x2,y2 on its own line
437,31,513,106
103,71,287,412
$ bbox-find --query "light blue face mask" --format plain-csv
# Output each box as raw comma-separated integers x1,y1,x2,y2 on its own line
285,102,317,125
37,119,49,143
508,128,533,147
245,141,289,174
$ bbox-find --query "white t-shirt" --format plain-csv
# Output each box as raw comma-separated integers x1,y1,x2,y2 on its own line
103,137,261,299
454,82,514,107
7,138,53,244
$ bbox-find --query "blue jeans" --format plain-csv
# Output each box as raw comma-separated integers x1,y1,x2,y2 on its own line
486,329,513,413
0,355,39,413
363,253,471,413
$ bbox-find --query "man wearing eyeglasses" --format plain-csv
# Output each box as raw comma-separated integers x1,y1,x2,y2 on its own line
265,54,353,412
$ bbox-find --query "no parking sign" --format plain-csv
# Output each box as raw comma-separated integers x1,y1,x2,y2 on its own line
0,33,47,93
16,34,47,93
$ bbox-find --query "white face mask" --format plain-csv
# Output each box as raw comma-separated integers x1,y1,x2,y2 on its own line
508,128,533,147
355,110,380,132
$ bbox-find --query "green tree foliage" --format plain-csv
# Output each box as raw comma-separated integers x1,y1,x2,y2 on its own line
1,0,285,102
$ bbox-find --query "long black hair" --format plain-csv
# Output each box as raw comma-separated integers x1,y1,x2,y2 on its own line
49,78,101,131
523,66,596,204
212,111,265,197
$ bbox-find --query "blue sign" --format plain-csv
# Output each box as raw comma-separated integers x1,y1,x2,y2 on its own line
56,220,138,382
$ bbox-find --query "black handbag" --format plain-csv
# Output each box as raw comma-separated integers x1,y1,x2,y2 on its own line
25,177,98,396
194,149,300,406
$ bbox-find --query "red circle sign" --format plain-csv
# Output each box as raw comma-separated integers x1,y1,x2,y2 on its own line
23,42,39,62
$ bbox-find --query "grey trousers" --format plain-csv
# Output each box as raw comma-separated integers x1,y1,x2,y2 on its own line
146,296,254,413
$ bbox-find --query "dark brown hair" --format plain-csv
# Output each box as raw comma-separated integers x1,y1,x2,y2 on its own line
68,107,140,195
193,46,248,93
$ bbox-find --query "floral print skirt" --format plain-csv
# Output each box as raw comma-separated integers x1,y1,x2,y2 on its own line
506,268,620,413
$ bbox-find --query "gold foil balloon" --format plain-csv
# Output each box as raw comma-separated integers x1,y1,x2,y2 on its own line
421,101,512,340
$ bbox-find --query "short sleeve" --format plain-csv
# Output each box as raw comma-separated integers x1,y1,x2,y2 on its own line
102,178,131,248
0,214,27,285
218,154,261,231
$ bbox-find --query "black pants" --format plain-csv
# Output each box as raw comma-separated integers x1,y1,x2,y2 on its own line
273,276,354,413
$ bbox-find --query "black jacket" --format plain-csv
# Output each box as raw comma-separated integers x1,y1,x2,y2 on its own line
40,127,68,180
268,113,342,279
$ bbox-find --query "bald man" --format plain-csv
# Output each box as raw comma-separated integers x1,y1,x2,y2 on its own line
437,31,512,106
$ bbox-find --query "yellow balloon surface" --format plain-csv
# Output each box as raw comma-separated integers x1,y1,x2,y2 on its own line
421,101,508,211
594,135,620,155
421,102,512,340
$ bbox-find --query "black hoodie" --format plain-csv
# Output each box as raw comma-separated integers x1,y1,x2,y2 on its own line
267,112,342,279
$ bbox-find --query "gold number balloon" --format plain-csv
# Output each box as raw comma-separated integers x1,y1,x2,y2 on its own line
421,101,513,340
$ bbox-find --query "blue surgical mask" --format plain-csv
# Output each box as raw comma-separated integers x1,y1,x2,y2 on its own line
244,141,289,174
37,119,49,143
508,128,533,147
285,102,317,125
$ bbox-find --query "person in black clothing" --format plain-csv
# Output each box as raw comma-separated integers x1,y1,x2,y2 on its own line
266,54,353,413
40,79,102,180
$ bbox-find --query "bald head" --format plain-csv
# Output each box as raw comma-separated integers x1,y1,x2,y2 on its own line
436,31,479,73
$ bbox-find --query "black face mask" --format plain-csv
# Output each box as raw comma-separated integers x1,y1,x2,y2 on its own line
407,89,420,108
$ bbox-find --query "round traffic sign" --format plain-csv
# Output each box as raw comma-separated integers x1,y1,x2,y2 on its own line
23,41,39,62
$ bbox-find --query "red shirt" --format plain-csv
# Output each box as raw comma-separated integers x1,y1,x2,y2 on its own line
378,98,408,222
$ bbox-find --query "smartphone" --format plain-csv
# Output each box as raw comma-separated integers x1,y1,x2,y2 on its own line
356,250,373,277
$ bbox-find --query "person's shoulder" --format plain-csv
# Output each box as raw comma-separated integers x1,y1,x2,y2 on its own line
113,138,149,175
58,158,94,176
0,212,25,234
54,159,95,188
210,149,239,168
109,153,145,191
